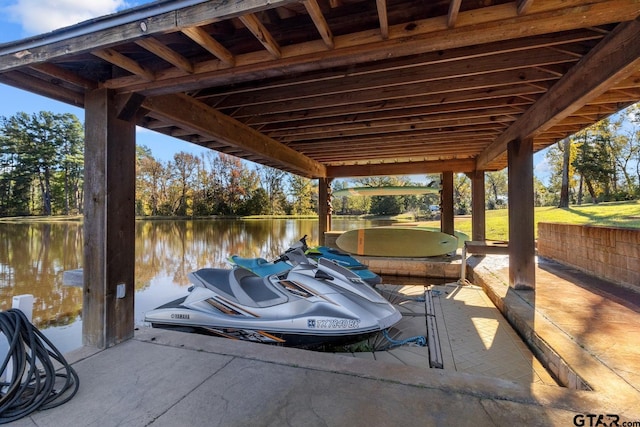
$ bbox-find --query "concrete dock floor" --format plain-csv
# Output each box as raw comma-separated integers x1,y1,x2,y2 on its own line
10,255,640,426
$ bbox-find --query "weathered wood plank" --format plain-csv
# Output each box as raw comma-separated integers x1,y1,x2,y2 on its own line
30,63,97,89
0,71,85,107
0,0,298,71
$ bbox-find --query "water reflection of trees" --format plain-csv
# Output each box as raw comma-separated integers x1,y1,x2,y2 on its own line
0,219,320,328
135,219,319,289
0,222,83,328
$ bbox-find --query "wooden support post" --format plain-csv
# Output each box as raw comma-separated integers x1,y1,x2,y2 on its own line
318,177,333,245
470,170,486,241
83,88,136,348
507,137,535,290
440,171,454,236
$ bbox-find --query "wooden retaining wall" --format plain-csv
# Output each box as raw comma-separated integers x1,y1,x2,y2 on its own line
537,222,640,291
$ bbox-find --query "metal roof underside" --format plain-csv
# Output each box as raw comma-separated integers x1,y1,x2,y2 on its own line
1,0,639,178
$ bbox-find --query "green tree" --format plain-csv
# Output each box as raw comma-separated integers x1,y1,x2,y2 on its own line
454,173,471,215
172,152,199,216
257,164,288,215
136,146,167,216
357,176,408,216
288,174,316,215
240,187,270,215
573,121,615,204
485,170,508,209
331,179,370,215
0,111,84,216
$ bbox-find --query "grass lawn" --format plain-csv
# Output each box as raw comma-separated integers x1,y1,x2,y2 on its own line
412,200,640,241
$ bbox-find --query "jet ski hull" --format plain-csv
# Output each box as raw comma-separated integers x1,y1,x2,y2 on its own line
145,259,401,348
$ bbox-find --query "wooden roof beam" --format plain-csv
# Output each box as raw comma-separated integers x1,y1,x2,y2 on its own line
376,0,389,39
261,105,524,133
225,68,559,117
135,37,194,74
181,26,235,66
141,93,326,177
326,159,478,177
0,71,85,107
0,0,297,72
302,0,334,48
213,48,578,109
477,17,640,169
239,13,282,59
102,2,636,95
274,115,510,141
236,85,541,122
447,0,462,28
29,63,97,90
92,48,155,81
517,0,535,15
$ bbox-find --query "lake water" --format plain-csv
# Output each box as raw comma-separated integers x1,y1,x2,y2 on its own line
0,217,392,354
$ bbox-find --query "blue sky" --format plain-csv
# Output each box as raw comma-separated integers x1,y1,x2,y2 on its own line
0,0,551,179
0,0,210,163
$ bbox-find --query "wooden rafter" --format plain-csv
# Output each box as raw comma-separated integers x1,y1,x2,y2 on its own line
376,0,389,39
447,0,463,28
135,37,194,74
302,0,334,48
239,13,282,59
180,26,235,66
0,0,638,178
100,1,635,96
29,63,97,89
92,48,155,81
517,0,535,15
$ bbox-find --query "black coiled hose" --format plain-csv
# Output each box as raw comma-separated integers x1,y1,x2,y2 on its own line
0,309,79,424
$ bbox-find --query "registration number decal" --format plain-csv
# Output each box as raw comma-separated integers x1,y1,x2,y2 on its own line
308,319,360,329
171,313,190,320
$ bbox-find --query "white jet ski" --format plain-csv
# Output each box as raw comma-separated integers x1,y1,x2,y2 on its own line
229,235,382,285
144,257,401,348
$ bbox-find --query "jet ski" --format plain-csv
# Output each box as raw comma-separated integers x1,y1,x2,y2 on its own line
304,245,381,285
144,257,401,348
229,236,382,285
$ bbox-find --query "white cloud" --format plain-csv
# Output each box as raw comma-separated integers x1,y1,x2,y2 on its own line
5,0,128,35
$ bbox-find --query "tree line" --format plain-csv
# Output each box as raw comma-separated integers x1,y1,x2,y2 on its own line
1,104,638,218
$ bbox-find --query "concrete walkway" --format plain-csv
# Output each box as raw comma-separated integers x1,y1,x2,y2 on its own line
10,256,640,426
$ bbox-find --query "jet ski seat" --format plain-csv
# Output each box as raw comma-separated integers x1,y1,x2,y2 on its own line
190,268,289,308
229,268,289,308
